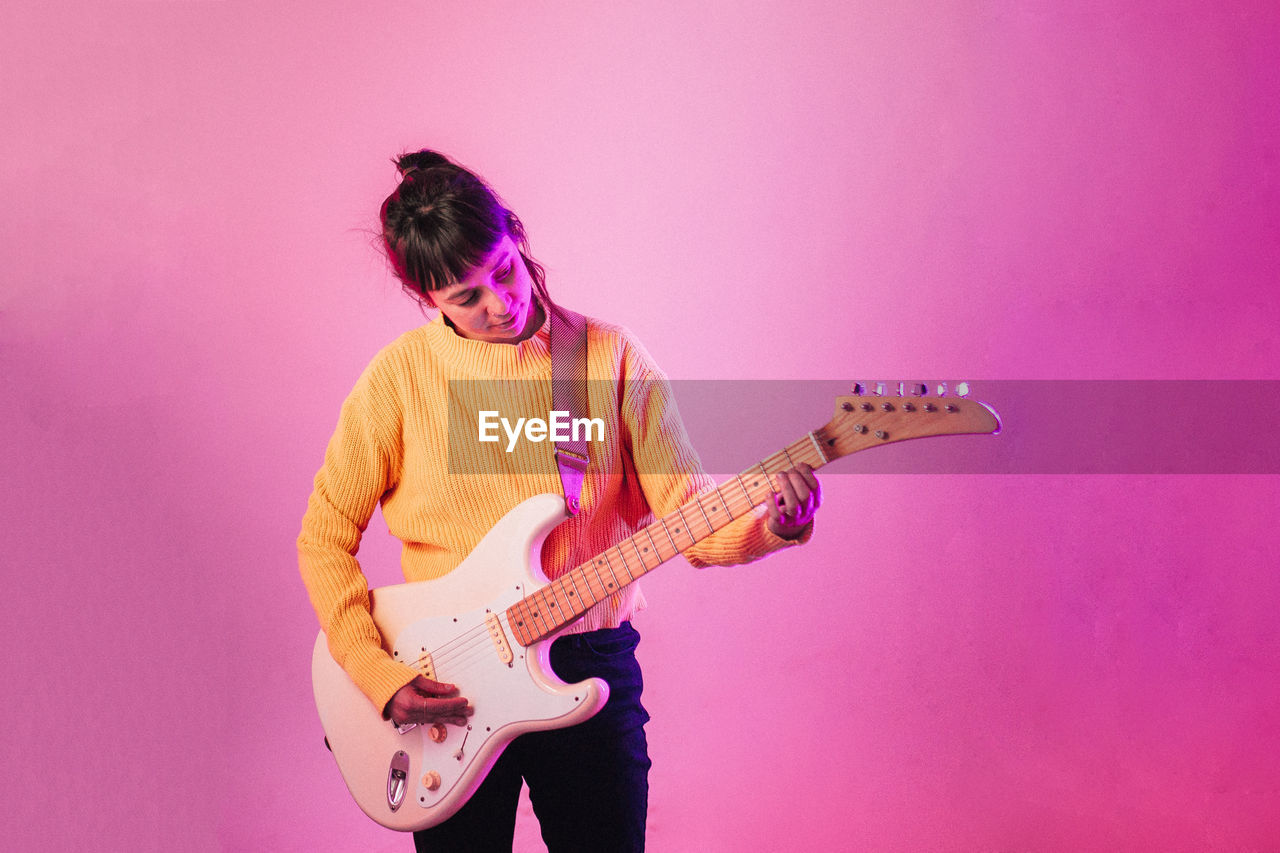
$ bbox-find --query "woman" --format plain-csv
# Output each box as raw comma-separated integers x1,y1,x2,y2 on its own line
298,150,820,852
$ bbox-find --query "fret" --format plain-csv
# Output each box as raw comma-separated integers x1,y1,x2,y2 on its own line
781,445,797,469
716,483,741,518
613,545,638,582
730,478,758,517
507,601,531,641
542,584,565,620
594,553,623,594
666,507,696,551
698,488,735,528
755,463,777,499
691,494,714,534
657,515,680,554
624,535,659,571
642,527,669,562
524,596,551,638
575,566,606,605
563,572,588,608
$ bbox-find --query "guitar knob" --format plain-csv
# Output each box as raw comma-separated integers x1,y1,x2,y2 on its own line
422,771,442,791
428,724,448,743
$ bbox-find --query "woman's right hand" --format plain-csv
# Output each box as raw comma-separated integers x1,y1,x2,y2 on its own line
385,675,474,728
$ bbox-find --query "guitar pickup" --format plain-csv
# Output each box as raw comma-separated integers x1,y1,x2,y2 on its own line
485,612,514,666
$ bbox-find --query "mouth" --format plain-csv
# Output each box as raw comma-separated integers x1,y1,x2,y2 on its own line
491,306,523,330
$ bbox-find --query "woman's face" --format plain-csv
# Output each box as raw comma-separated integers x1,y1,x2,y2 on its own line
428,234,540,344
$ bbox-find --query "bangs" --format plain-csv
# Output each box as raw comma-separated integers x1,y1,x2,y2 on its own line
382,189,506,293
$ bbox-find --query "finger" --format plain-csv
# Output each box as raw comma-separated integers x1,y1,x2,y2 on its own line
795,463,819,494
424,696,471,717
780,465,817,518
411,676,461,697
790,468,816,505
775,471,800,515
798,464,821,510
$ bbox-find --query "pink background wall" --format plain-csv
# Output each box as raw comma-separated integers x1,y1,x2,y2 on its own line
3,2,1277,850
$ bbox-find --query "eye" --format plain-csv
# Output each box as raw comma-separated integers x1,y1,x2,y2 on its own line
497,263,515,282
457,291,479,306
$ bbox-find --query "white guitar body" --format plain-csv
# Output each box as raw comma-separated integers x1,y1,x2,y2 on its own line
311,493,608,832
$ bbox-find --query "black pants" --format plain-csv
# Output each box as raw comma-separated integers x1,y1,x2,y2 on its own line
413,622,651,853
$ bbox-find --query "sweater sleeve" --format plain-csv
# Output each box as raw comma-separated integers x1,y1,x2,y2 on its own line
297,359,421,713
618,333,812,568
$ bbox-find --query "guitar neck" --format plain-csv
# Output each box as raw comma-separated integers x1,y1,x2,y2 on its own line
504,388,1001,646
505,428,834,646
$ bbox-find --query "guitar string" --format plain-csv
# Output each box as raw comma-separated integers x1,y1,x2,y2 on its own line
398,446,818,677
404,488,772,675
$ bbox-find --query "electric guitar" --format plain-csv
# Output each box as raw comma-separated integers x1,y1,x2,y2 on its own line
311,383,1001,831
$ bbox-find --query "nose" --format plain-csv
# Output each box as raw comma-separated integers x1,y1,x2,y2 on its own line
486,285,515,317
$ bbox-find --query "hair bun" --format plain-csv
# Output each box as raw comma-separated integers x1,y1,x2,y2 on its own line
396,149,451,178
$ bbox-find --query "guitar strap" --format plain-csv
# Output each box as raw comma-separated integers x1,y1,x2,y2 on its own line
549,304,589,517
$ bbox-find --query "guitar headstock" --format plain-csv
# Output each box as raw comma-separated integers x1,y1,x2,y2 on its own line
816,381,1001,463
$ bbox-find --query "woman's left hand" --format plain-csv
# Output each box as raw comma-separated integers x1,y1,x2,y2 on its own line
766,462,822,540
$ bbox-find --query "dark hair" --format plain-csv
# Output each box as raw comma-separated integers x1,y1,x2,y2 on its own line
379,150,552,313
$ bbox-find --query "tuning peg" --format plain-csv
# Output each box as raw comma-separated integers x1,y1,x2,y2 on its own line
909,383,927,396
852,382,867,396
936,382,947,396
874,382,886,396
956,382,970,397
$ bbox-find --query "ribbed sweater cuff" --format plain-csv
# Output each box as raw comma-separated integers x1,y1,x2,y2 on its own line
342,642,422,716
685,508,814,569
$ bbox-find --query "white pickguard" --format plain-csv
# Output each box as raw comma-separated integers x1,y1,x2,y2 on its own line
311,494,609,832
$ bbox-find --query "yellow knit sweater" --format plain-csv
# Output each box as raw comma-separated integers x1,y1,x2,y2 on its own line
298,310,807,712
